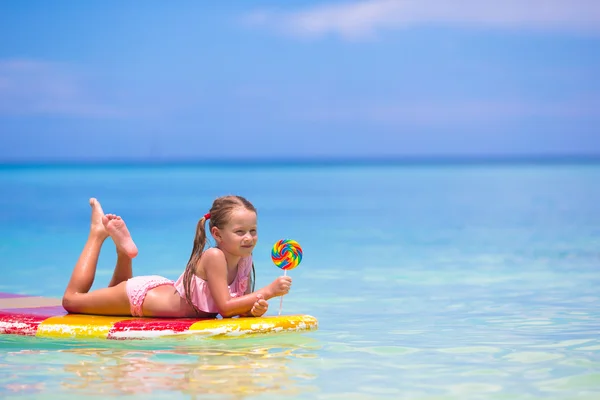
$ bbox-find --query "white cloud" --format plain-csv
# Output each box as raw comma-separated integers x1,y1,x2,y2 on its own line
244,0,600,39
0,59,124,118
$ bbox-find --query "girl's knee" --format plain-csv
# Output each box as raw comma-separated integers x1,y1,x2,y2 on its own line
62,293,81,313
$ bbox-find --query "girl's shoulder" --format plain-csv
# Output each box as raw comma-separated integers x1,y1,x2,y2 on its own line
200,248,252,270
198,248,226,273
202,247,226,260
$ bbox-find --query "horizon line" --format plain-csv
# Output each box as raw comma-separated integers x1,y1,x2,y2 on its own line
1,154,600,168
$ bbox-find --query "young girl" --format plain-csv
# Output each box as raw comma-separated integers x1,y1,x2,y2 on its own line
62,195,292,318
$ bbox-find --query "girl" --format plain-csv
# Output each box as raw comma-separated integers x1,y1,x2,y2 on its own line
62,195,292,318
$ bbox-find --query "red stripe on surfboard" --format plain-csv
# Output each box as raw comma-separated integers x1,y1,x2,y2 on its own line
0,311,49,336
108,318,208,339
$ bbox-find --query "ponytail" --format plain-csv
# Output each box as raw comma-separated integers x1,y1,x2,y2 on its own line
182,215,208,315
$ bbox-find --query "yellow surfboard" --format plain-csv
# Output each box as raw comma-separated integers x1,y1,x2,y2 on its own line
0,292,318,340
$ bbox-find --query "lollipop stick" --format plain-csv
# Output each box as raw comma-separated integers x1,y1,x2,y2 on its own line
278,270,287,316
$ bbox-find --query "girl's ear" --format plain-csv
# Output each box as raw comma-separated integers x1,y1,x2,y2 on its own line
211,226,221,243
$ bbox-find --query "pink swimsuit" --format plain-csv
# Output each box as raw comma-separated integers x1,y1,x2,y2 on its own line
125,256,253,317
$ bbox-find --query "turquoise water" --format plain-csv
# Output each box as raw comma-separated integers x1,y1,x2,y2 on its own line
1,162,600,399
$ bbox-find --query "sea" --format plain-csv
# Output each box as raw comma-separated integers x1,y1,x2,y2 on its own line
0,159,599,399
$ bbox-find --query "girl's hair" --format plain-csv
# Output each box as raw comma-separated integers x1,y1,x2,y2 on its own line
182,195,257,315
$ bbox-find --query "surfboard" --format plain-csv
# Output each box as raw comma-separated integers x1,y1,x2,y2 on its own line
0,292,318,340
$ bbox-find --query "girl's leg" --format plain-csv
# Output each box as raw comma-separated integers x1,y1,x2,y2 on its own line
62,199,136,316
108,251,133,287
63,198,109,296
63,281,132,316
103,213,138,287
102,213,138,260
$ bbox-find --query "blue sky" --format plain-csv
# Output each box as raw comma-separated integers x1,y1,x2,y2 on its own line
1,0,599,161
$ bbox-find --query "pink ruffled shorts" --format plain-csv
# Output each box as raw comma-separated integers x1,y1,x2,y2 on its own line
125,275,174,317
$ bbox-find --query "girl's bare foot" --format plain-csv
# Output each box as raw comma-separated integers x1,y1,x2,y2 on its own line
102,214,139,259
89,198,109,239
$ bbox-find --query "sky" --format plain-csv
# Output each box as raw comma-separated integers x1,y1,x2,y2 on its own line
0,0,599,162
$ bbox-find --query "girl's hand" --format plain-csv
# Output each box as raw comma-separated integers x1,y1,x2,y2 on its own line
269,276,292,297
251,294,269,317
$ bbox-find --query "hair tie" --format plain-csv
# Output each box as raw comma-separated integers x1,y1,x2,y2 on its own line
204,213,211,220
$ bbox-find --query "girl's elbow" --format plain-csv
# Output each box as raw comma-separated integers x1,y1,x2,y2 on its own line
219,309,236,318
217,304,237,318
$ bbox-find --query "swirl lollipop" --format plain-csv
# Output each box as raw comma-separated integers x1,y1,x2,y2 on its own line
272,239,303,315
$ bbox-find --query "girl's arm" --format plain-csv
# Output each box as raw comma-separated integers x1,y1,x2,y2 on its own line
239,267,265,317
202,249,283,318
242,275,292,317
239,272,255,317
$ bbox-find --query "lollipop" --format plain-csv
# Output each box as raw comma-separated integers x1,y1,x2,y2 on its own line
271,239,303,271
271,239,303,315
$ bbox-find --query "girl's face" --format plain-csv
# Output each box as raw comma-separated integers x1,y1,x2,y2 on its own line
213,208,258,257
